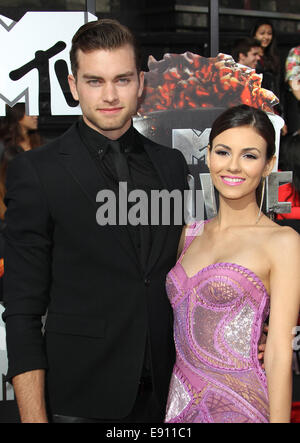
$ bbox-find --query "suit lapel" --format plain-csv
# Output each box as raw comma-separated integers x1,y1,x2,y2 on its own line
142,137,174,275
58,125,104,209
58,125,142,273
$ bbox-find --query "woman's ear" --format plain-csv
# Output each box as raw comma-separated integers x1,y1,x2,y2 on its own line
263,155,276,178
206,145,211,168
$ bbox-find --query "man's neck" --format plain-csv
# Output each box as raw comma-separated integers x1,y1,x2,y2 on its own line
82,116,131,141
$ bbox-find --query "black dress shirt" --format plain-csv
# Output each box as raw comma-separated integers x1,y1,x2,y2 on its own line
77,118,163,266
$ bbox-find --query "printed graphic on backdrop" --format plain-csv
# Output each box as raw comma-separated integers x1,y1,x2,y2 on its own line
135,51,279,162
134,52,287,217
0,11,97,116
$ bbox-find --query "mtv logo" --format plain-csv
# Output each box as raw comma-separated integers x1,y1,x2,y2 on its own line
0,11,97,116
172,128,211,166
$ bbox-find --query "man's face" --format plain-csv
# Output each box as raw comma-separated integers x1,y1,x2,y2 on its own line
68,45,144,140
238,47,261,69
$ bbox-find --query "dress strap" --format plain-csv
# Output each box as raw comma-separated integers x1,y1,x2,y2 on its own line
177,220,206,263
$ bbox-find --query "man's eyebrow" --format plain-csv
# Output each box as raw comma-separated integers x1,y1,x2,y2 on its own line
114,71,135,78
82,71,135,80
82,74,103,80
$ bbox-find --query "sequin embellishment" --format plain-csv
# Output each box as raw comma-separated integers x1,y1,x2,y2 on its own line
223,304,255,358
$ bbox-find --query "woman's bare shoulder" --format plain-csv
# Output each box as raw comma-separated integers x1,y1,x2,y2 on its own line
265,222,300,263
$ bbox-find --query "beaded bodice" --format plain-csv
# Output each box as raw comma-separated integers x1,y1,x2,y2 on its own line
165,222,270,423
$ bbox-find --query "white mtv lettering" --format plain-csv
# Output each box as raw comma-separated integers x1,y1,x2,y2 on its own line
0,11,97,116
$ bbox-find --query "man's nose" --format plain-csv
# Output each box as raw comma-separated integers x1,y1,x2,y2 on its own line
102,83,118,103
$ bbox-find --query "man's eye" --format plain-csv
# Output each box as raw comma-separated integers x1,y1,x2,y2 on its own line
88,80,100,86
117,78,130,84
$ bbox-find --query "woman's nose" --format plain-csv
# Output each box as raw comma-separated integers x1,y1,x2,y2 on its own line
227,156,241,172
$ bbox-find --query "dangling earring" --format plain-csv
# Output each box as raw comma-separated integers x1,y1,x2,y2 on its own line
256,176,266,224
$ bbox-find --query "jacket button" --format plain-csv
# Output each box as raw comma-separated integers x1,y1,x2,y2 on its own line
144,278,150,287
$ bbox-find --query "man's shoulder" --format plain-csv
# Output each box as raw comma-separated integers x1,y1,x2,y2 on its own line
25,123,79,160
134,128,187,163
7,124,79,178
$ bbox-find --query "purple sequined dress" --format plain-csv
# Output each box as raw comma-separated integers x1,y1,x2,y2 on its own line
165,221,270,423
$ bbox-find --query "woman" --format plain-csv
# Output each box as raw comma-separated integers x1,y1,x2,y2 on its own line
165,105,300,423
250,20,287,135
0,103,42,220
251,20,280,96
0,145,24,220
0,103,41,152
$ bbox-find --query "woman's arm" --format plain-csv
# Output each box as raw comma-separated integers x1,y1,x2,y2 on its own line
264,227,300,423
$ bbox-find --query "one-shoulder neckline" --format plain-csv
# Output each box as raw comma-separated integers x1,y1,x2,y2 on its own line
177,261,269,297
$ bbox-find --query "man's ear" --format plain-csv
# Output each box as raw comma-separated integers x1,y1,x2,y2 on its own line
68,74,79,101
238,52,245,64
138,71,144,98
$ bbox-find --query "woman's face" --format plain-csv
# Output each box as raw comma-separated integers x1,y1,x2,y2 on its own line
18,114,38,131
254,24,273,49
207,126,274,202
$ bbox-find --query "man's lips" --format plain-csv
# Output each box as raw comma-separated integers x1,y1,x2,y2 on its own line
220,176,246,186
97,107,123,114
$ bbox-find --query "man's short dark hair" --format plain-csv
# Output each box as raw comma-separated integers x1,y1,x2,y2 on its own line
232,37,261,63
70,19,142,77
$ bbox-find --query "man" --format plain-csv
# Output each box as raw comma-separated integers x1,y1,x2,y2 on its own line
2,19,188,423
232,37,261,70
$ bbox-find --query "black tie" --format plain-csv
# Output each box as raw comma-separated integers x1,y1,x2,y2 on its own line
108,140,132,186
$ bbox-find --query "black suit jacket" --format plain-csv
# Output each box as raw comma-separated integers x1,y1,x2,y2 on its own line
2,123,189,419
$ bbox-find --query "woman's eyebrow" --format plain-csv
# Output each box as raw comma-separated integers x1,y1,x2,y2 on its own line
213,144,261,153
214,143,231,150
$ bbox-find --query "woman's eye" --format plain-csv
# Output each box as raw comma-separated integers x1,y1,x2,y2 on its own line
215,150,229,156
244,154,257,159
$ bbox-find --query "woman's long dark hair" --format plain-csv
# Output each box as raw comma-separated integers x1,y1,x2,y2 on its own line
0,144,24,220
0,103,42,149
250,19,280,73
209,104,276,160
